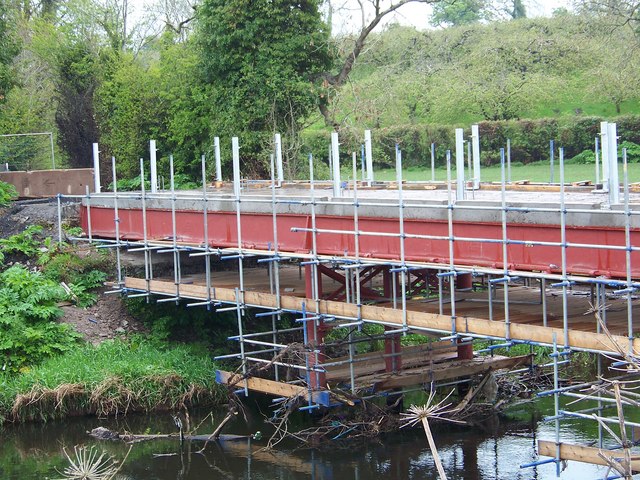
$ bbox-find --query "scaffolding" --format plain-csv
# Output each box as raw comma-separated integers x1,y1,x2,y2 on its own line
60,126,640,477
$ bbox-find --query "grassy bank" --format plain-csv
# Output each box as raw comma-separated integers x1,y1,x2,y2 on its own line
373,160,640,184
0,338,225,424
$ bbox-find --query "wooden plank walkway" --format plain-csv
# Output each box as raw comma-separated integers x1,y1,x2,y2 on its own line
124,276,640,354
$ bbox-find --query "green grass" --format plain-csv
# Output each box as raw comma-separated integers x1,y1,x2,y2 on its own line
0,338,225,424
374,161,640,184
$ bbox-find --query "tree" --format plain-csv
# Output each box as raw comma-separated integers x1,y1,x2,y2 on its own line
507,0,526,19
53,39,101,168
590,38,640,114
431,19,577,121
196,0,333,172
430,0,490,27
319,0,439,128
0,0,19,104
577,0,640,35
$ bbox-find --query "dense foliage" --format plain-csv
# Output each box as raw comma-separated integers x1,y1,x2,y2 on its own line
0,0,18,103
0,265,80,373
0,1,638,179
0,180,17,207
0,225,113,372
302,114,640,168
195,0,332,173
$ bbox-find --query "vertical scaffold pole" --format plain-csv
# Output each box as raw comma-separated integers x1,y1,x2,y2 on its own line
331,131,341,197
351,151,362,392
500,148,510,340
559,148,569,349
364,129,374,186
270,153,282,381
600,121,609,189
201,155,212,306
235,288,248,397
595,137,600,187
111,157,122,287
607,122,619,205
467,138,472,187
360,145,366,182
214,137,222,183
472,124,481,189
455,128,465,201
623,149,633,354
275,133,284,187
92,143,101,193
307,154,325,390
446,150,457,335
232,137,245,305
150,140,158,194
430,142,436,182
169,155,181,305
552,332,561,476
396,144,408,332
140,158,151,296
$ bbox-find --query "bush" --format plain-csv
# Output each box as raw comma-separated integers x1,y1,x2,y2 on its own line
566,149,596,164
619,141,640,163
0,265,81,373
0,181,17,207
301,114,640,170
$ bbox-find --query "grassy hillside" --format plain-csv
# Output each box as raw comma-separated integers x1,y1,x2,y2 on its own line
313,13,640,130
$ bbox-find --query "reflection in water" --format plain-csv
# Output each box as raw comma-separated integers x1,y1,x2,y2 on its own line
0,402,613,480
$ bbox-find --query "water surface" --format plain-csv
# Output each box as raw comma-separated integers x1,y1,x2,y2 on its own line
0,398,615,479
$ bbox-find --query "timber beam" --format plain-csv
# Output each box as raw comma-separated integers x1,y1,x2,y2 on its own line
215,370,332,406
538,440,640,472
124,277,640,355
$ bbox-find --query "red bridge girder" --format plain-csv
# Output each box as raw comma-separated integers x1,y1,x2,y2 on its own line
80,206,640,279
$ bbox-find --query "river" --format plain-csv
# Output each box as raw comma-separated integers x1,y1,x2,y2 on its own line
0,397,616,479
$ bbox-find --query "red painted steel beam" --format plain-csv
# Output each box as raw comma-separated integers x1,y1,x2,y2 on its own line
81,206,640,279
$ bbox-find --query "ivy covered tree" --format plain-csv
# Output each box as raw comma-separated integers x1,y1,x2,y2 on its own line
195,0,333,172
54,39,101,168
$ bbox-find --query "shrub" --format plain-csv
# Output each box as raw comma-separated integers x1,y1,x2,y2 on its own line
0,265,81,373
0,225,43,260
566,149,595,164
619,141,640,163
301,114,640,170
0,181,17,207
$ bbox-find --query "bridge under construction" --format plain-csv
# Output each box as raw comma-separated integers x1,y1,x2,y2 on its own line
64,125,640,476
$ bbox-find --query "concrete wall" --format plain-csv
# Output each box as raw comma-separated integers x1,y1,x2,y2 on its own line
0,168,94,197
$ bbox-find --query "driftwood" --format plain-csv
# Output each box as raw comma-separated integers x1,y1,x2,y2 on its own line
89,427,253,444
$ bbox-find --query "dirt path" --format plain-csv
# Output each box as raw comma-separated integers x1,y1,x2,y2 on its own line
60,288,147,344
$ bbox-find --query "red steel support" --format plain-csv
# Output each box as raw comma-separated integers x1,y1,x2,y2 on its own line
457,338,474,360
385,327,403,372
456,273,473,291
81,206,640,279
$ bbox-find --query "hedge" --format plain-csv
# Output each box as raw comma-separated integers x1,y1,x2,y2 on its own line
301,115,640,169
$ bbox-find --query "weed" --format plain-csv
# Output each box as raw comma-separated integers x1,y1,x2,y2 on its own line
0,181,17,207
0,265,81,373
58,445,119,480
0,225,43,260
